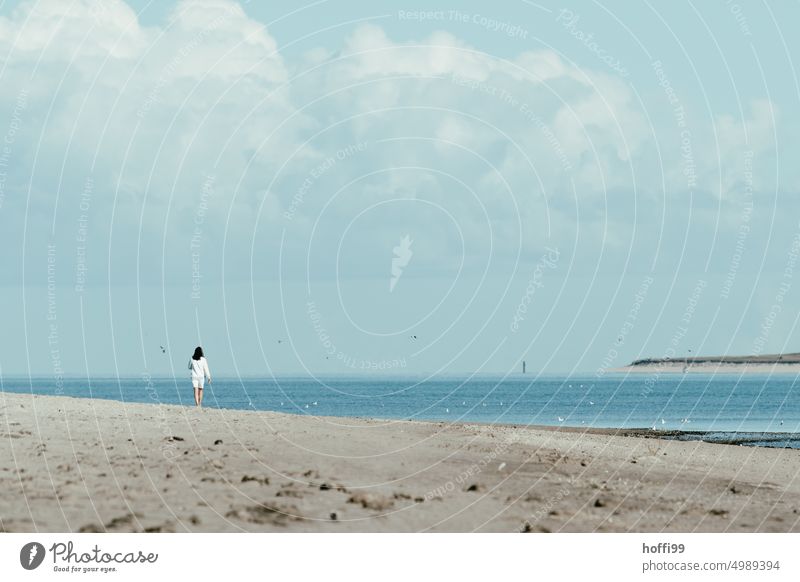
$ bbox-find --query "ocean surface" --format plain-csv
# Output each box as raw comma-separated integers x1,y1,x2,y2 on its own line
3,374,800,447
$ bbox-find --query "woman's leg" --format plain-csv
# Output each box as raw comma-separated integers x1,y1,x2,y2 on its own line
198,387,204,407
193,383,200,406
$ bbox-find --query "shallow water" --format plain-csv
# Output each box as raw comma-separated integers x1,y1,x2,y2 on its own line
3,373,800,447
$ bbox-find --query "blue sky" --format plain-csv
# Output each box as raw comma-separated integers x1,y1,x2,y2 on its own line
0,0,799,377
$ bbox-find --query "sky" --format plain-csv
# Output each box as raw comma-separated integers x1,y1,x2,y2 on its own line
0,0,799,378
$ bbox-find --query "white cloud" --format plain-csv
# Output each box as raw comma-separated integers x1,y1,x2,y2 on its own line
0,4,792,285
0,0,295,204
715,99,778,198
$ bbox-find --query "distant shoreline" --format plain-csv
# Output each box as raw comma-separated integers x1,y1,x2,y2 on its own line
614,352,800,374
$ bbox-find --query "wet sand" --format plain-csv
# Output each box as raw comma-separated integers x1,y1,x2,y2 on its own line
1,391,799,532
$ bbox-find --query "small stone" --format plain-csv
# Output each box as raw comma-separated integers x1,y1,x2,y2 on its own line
214,439,223,445
329,512,337,521
319,483,331,491
241,475,269,485
594,498,606,507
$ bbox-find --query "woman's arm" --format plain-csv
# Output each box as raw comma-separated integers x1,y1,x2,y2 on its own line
204,358,211,382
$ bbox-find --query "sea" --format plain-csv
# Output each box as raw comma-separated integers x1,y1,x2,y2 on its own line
3,373,800,448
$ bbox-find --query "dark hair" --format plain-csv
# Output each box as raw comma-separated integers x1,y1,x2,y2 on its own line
192,346,204,360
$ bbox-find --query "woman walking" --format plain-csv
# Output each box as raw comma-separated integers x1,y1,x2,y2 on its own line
188,346,211,407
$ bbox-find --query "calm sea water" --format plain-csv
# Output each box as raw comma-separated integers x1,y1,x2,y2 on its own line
3,374,800,442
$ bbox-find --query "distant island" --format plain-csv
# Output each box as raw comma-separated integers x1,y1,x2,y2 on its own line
616,352,800,374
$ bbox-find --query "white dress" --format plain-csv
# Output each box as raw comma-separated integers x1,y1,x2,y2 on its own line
188,356,211,388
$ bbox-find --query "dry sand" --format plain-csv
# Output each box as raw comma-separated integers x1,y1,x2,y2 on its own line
2,391,800,532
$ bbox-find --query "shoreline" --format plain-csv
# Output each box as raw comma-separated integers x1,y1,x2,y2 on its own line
2,391,800,532
613,362,800,374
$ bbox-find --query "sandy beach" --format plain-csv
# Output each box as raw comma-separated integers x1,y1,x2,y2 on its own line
1,391,799,533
